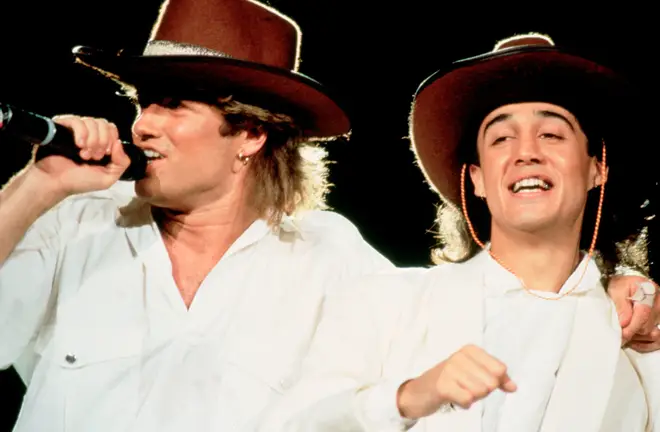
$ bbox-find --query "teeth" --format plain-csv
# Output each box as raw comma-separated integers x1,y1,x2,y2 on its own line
143,149,164,159
512,177,551,193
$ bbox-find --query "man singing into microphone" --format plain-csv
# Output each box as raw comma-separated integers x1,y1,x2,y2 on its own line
0,1,395,431
0,6,657,432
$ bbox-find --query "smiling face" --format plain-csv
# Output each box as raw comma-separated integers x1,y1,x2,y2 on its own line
469,102,605,237
130,93,266,212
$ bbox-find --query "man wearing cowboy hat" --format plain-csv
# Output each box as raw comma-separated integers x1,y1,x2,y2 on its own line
0,1,396,431
257,33,660,431
0,4,657,431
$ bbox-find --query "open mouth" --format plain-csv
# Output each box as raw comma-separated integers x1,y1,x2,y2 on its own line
509,176,553,194
143,149,165,164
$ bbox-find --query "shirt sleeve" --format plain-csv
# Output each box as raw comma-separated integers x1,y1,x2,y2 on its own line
355,379,418,431
0,200,69,370
315,210,396,278
253,271,423,431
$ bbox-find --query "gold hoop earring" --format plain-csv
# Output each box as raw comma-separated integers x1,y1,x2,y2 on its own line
237,151,250,166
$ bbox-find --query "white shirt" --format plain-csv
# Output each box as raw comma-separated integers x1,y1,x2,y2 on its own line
257,250,656,431
481,252,598,431
0,186,393,432
360,252,603,431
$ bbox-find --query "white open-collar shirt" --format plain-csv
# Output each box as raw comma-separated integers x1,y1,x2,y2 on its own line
0,185,393,432
255,250,660,431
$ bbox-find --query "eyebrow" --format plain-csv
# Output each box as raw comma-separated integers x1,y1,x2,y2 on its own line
481,109,576,137
535,110,575,131
482,113,511,137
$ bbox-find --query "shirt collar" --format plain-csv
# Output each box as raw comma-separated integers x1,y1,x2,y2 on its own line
273,213,306,241
117,199,291,259
481,245,602,298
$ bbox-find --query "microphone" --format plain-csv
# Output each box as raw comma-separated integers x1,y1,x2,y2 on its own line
0,102,147,181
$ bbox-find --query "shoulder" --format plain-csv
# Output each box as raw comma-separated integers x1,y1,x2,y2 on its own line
336,257,485,320
349,260,465,295
349,255,483,298
35,184,141,235
283,210,394,267
293,210,368,241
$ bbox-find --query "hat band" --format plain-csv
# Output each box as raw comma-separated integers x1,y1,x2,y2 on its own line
142,40,231,58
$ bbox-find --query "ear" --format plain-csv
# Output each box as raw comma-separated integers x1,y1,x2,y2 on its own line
238,129,267,158
469,164,486,198
589,157,609,189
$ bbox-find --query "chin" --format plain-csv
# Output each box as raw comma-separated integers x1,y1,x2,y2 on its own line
134,178,164,200
513,221,553,233
496,209,557,232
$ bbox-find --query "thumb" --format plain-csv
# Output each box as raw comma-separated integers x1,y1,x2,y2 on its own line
500,374,517,393
617,299,634,329
109,139,131,170
622,302,652,343
609,283,634,328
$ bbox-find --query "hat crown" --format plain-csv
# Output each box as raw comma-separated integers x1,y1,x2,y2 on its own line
145,0,301,71
492,33,555,52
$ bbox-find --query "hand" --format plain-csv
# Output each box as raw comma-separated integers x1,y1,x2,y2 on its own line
396,344,516,420
608,275,660,349
31,115,131,197
627,326,660,353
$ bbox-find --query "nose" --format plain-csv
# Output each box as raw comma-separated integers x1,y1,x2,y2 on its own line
131,104,163,144
514,133,544,166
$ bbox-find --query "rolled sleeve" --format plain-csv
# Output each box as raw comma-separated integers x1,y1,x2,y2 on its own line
356,379,418,431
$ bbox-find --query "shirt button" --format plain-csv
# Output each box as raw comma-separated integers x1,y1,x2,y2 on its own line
279,377,293,390
64,354,77,364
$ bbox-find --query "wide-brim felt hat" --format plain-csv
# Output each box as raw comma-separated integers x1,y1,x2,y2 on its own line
72,0,350,139
409,33,647,207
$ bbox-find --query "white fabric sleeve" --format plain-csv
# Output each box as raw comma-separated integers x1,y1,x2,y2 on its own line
0,200,68,370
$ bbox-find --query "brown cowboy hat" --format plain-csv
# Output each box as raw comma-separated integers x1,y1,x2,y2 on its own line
71,0,350,139
409,33,647,207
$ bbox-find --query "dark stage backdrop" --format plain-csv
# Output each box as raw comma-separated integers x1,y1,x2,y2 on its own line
0,2,656,430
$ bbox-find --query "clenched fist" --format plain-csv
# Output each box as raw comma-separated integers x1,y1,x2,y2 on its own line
31,115,131,197
396,344,517,420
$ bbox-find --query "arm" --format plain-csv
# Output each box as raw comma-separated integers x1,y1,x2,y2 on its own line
0,167,67,264
254,273,420,431
0,167,66,369
0,116,130,369
255,271,515,431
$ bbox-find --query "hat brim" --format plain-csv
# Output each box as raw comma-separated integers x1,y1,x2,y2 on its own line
410,46,642,206
73,46,350,139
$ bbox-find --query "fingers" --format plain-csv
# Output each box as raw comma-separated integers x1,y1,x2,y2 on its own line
108,136,131,169
465,345,515,390
442,380,475,410
444,345,516,409
631,327,660,342
52,115,120,161
628,325,660,353
646,281,660,335
398,345,516,419
628,340,660,353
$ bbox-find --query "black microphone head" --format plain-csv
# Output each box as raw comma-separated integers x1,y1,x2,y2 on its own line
120,143,147,181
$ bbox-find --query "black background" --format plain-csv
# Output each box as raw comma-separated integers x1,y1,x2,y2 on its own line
1,2,657,429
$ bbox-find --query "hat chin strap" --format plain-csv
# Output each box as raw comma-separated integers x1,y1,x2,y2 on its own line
459,141,607,300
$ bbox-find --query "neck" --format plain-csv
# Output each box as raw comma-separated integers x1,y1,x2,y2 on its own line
154,192,260,257
489,226,584,293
